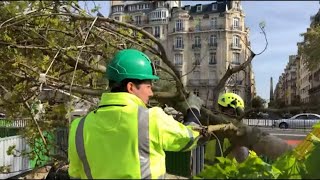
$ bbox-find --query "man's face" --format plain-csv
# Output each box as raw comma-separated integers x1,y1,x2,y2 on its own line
127,81,154,104
224,108,237,116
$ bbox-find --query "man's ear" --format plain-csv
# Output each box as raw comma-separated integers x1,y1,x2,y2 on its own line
127,82,135,93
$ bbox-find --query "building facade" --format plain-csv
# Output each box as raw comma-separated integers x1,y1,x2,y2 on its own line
296,53,311,104
109,0,256,109
275,6,320,107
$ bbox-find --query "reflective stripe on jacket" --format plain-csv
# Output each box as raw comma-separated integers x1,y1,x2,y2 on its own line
68,92,200,179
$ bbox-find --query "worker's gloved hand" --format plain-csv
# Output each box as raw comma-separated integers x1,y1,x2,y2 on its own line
223,123,238,131
179,93,204,113
163,106,179,115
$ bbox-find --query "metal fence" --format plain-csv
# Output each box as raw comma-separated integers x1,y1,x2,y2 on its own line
0,119,29,128
242,119,275,127
0,128,20,138
242,118,316,129
0,136,32,179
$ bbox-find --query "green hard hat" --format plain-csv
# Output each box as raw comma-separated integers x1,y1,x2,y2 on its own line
218,92,244,109
106,49,159,83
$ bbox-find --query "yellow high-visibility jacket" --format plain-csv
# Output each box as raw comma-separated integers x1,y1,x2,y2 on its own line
68,92,200,179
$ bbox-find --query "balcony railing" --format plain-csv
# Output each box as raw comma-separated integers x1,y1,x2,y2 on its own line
188,79,218,86
193,60,201,66
192,44,201,49
173,27,185,33
231,25,243,31
309,84,320,94
208,42,217,49
227,80,243,86
230,43,242,49
231,61,241,65
188,25,224,32
132,20,150,26
173,44,184,50
149,19,167,24
209,61,217,65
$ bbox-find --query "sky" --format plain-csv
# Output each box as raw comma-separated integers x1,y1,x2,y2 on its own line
79,1,320,101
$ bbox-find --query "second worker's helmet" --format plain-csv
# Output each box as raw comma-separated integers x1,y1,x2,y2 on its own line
106,49,159,83
218,92,244,109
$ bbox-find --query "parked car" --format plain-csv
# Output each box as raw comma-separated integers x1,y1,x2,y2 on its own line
273,113,320,129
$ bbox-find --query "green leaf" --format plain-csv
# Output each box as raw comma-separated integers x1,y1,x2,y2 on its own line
313,122,320,128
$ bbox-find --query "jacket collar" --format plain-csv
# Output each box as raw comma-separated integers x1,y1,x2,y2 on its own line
99,92,146,107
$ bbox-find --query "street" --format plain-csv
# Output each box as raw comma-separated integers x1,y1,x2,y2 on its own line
259,127,310,146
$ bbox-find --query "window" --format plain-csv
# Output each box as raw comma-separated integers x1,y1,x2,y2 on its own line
128,5,136,11
112,6,123,13
174,54,183,65
193,70,200,79
194,88,200,96
196,5,202,12
235,2,241,10
212,4,217,10
158,1,164,8
209,52,216,64
295,115,307,119
145,4,150,9
154,59,160,66
135,16,141,25
209,34,217,45
153,59,161,71
308,115,320,119
176,19,183,31
195,19,201,31
233,17,240,29
210,17,217,28
232,53,240,65
232,89,239,94
175,36,183,48
233,35,240,47
194,53,201,65
114,16,120,21
154,26,160,38
194,36,201,46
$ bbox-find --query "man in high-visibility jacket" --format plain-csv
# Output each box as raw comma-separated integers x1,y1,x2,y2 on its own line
68,49,216,179
216,93,249,162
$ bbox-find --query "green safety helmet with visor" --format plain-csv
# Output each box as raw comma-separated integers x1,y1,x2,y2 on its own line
218,92,244,116
106,49,159,83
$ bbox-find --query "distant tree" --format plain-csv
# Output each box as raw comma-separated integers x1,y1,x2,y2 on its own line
251,96,266,109
299,23,320,71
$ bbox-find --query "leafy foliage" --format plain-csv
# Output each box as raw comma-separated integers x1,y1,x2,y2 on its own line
195,125,320,179
0,1,173,169
196,151,280,179
299,25,320,71
251,96,266,109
